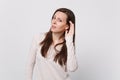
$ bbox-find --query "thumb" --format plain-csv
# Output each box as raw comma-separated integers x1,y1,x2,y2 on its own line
65,30,68,35
65,30,67,37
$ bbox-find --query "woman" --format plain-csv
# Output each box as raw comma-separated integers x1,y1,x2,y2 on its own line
26,8,78,80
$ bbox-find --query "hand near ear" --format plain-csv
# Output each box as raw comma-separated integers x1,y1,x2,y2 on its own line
65,21,74,37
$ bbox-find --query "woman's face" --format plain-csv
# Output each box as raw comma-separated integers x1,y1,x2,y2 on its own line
51,11,69,33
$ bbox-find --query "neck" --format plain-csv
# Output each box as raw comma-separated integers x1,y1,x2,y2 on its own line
52,32,64,45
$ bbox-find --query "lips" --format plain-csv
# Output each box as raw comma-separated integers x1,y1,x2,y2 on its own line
51,25,56,29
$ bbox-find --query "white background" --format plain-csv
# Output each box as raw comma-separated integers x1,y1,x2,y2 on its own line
0,0,120,80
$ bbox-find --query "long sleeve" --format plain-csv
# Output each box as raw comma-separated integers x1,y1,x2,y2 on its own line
26,35,38,80
65,36,78,72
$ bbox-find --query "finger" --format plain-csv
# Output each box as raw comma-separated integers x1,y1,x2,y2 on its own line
69,21,74,34
69,21,74,28
69,21,72,24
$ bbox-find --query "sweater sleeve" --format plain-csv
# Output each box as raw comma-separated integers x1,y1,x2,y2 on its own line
26,34,38,80
65,36,78,72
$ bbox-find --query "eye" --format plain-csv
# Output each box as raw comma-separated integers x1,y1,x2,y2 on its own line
58,18,62,22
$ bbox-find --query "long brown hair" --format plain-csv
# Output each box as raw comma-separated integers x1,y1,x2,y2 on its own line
40,8,75,66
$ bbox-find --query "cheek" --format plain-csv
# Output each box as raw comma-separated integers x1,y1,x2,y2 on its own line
58,22,66,28
57,26,66,32
57,24,66,30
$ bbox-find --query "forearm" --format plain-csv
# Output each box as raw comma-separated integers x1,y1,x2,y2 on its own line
66,36,78,72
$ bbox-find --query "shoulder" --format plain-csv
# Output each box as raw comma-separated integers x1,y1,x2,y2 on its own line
33,32,47,43
37,32,46,38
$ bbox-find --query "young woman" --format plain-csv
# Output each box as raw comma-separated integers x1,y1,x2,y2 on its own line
26,8,78,80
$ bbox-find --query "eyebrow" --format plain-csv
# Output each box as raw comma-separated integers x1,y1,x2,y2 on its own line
53,15,61,19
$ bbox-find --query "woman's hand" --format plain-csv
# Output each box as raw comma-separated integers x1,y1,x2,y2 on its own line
65,21,74,37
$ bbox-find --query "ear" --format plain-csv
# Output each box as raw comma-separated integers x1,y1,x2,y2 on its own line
65,25,69,30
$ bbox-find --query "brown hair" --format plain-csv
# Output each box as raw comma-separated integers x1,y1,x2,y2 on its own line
40,8,75,66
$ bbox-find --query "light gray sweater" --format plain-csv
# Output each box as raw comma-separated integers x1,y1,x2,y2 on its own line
26,33,78,80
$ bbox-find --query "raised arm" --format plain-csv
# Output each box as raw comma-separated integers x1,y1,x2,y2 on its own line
65,21,78,72
66,36,78,72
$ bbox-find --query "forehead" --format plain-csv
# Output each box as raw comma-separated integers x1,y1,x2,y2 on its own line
54,11,67,20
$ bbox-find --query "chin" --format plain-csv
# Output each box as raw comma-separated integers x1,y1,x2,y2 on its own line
51,29,65,33
50,29,57,33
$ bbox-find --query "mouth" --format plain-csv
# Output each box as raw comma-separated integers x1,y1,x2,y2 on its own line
51,25,56,29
